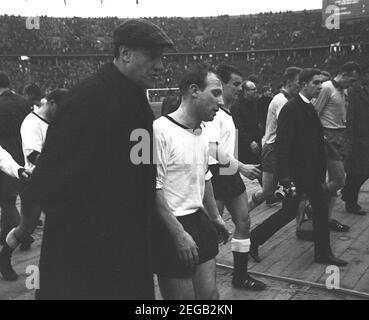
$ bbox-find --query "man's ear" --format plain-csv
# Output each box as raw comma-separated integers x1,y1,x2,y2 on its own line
119,46,132,63
189,84,200,98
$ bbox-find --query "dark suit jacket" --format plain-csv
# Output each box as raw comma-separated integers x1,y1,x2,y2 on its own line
27,63,156,299
276,94,326,188
231,96,261,164
0,90,30,197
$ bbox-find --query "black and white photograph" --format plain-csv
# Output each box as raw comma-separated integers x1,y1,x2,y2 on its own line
0,0,369,303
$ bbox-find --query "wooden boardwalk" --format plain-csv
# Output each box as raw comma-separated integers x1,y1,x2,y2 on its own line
1,178,368,300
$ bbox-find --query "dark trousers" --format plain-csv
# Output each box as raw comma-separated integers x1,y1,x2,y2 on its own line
341,173,369,206
251,183,331,257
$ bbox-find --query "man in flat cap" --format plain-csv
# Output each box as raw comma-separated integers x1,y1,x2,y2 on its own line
25,19,173,299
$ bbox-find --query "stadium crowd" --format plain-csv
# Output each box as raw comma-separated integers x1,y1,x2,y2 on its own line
1,47,368,96
1,10,369,54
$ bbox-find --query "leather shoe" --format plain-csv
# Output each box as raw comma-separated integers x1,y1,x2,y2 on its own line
315,253,348,267
232,274,266,291
20,235,35,251
345,204,367,216
249,242,261,263
296,230,314,242
329,219,350,232
0,248,18,281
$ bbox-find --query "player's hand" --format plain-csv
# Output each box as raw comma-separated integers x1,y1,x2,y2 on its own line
250,141,261,154
212,216,232,244
239,164,261,180
173,231,199,269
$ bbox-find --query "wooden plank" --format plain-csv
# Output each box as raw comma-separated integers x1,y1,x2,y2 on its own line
281,209,367,284
322,217,369,292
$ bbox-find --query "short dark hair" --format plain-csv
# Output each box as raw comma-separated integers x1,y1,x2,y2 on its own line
247,74,259,84
46,89,69,105
299,68,321,84
261,85,272,94
339,61,361,76
0,73,10,88
178,65,215,95
282,67,302,86
216,64,242,84
24,83,42,99
321,70,331,79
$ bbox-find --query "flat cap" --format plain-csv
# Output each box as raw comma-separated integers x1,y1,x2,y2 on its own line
113,19,174,48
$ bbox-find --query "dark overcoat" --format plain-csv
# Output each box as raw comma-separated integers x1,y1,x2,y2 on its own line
27,63,156,299
346,85,369,174
276,94,327,188
231,96,261,164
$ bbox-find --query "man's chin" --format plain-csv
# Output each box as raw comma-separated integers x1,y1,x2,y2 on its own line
204,115,214,122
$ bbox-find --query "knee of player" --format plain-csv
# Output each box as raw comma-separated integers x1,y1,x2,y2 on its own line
237,214,251,229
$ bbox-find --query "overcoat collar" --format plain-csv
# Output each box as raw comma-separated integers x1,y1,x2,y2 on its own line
97,63,153,127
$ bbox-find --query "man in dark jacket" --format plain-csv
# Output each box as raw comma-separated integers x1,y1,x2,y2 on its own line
231,80,261,165
276,68,347,266
341,69,369,215
0,73,30,246
25,19,174,299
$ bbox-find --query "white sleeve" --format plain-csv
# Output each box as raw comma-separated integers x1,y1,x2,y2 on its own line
154,124,170,190
21,117,44,157
0,146,21,179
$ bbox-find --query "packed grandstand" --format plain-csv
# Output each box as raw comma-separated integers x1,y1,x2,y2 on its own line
1,10,369,94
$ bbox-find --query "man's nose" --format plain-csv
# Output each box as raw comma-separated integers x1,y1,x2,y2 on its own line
218,95,224,107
